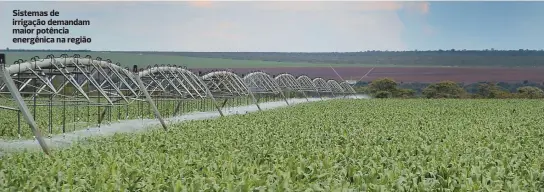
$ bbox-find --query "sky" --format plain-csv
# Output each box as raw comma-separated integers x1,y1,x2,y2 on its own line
1,1,544,52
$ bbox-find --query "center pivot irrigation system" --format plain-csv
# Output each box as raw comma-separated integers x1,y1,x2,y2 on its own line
0,54,357,155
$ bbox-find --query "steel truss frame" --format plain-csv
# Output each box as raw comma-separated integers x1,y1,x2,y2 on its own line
339,81,357,94
327,80,345,94
0,55,360,155
312,78,334,98
201,70,259,115
0,55,167,154
296,75,322,99
274,73,310,101
243,71,290,108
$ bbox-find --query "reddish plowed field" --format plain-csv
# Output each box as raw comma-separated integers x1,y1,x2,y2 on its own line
190,67,544,83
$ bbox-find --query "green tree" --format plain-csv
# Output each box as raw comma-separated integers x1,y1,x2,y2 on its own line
516,86,544,99
374,91,393,98
396,88,416,98
477,82,511,98
366,78,419,98
368,78,397,97
368,78,397,93
422,81,467,98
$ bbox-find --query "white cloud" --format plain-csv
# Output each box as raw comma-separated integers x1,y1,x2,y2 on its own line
0,1,431,51
173,1,424,51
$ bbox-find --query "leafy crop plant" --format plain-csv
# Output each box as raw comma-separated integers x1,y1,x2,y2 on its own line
1,99,544,191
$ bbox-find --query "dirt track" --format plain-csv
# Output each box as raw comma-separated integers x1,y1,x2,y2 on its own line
192,67,544,83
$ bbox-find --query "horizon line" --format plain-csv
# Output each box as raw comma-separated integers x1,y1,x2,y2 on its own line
3,49,544,53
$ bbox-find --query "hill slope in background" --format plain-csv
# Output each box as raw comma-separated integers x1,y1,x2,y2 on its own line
1,51,357,68
3,50,544,68
119,50,544,67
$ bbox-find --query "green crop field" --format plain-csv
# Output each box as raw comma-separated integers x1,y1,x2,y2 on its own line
1,99,543,191
2,52,363,68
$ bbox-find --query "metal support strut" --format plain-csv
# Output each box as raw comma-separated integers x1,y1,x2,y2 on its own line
0,68,51,155
134,74,168,131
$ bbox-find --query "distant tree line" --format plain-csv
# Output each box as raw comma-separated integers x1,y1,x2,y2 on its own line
357,78,544,99
130,50,544,67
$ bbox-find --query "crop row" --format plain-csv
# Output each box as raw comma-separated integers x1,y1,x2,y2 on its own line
0,96,282,139
1,99,543,191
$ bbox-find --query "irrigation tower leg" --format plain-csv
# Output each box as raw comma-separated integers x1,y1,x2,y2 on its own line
301,91,309,102
317,91,323,100
196,78,224,117
212,98,225,117
220,98,229,108
173,100,183,116
1,69,50,155
278,91,290,106
134,75,168,131
248,91,262,111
